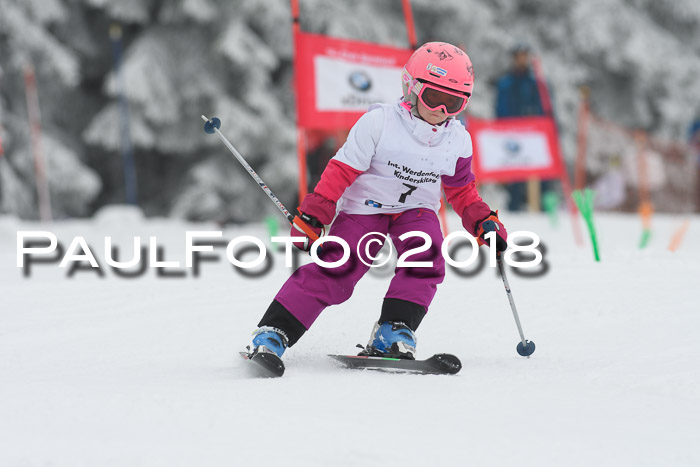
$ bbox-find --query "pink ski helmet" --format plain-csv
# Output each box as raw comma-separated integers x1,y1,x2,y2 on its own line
402,42,475,116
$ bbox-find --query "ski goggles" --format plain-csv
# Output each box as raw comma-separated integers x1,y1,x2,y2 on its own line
414,80,470,116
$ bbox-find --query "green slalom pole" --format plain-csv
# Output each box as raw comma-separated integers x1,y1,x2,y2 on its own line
265,215,279,244
572,189,600,261
639,229,652,249
543,191,560,228
265,215,279,237
638,201,653,250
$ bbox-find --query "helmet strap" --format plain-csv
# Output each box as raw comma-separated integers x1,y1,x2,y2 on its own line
409,92,421,118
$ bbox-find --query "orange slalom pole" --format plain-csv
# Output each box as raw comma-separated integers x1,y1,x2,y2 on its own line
635,132,653,248
668,219,690,252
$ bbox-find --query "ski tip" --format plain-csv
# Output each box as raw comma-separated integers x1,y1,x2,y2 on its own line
516,340,536,357
203,116,221,134
431,353,462,374
257,352,285,377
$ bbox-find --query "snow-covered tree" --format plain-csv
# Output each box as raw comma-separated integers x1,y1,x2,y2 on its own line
1,0,699,220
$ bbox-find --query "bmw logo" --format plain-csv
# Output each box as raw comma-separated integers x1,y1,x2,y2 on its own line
349,71,372,92
504,139,521,155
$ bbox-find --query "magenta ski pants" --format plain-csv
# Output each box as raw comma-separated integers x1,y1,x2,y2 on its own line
275,209,446,329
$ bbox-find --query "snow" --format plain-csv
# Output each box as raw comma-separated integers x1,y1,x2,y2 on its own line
1,209,699,466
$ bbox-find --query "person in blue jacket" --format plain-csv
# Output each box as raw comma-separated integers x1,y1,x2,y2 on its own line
495,43,553,211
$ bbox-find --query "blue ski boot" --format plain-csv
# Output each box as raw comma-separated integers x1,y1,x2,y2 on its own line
358,321,417,360
251,326,289,358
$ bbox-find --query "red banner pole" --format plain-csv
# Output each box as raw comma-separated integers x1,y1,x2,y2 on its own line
574,86,590,191
291,0,308,206
291,0,300,30
403,1,440,226
297,128,308,205
401,0,418,48
532,57,552,117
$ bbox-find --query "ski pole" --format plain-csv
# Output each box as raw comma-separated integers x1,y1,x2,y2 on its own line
496,252,536,357
200,115,320,242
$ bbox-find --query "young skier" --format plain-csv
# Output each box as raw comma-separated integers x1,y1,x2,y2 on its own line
250,42,507,361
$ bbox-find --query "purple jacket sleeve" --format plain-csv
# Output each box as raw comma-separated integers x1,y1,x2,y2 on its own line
442,157,493,235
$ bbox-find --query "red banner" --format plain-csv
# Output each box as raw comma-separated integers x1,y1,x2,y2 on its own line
468,116,566,183
294,31,413,130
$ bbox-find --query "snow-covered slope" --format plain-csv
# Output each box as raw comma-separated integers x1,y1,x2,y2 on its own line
1,209,698,466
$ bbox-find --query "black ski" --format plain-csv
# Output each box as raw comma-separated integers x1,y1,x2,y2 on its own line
240,350,285,377
329,353,461,375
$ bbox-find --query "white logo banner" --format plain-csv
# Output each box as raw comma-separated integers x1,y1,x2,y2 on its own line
476,130,553,170
314,56,402,112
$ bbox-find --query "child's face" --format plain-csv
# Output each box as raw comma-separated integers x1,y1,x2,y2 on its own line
416,99,448,125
